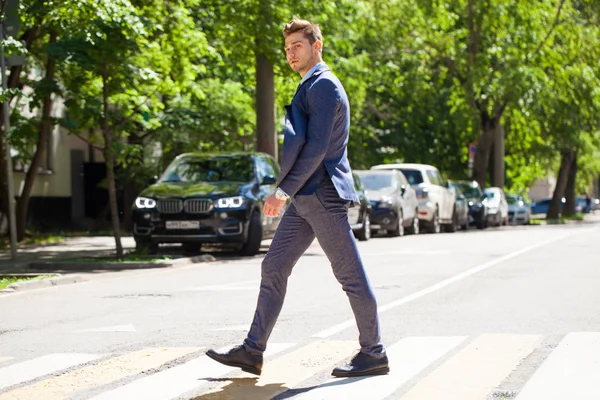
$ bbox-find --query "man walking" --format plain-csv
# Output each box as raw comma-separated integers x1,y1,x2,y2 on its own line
206,17,388,378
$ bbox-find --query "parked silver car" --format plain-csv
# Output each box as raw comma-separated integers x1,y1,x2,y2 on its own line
371,163,456,233
355,169,419,236
483,187,509,226
506,194,531,225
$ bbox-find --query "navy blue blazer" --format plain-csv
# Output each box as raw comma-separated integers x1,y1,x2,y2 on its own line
277,64,359,203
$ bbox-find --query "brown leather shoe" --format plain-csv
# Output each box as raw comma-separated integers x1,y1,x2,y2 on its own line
206,345,263,376
332,352,389,377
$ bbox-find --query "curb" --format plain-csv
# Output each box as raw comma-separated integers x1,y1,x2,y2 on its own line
1,254,217,273
0,274,87,294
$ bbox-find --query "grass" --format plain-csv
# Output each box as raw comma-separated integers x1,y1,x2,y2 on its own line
0,275,53,290
0,234,66,250
530,212,587,225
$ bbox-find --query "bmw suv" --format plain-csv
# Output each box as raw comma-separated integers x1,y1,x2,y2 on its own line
132,152,281,255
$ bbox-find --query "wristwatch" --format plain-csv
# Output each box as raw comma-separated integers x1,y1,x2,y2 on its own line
275,188,289,200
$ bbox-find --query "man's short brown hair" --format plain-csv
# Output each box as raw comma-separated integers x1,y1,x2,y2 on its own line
283,18,322,44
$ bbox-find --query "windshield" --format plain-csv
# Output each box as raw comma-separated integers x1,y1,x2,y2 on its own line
456,183,482,198
356,173,393,191
400,169,424,185
160,155,255,183
506,195,519,205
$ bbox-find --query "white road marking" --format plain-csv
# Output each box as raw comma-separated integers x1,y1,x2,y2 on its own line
183,279,260,291
515,332,600,400
0,353,102,391
297,336,467,400
88,343,295,400
313,233,571,338
0,347,199,400
75,324,136,332
400,334,541,400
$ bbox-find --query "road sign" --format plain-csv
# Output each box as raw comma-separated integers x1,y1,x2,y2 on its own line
469,142,477,156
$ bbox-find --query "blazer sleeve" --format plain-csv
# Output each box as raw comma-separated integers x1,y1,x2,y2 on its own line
277,79,340,198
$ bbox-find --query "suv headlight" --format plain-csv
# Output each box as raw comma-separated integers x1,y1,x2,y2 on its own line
416,188,429,200
135,197,156,209
216,196,245,208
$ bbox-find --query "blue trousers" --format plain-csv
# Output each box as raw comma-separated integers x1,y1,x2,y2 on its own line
244,180,385,357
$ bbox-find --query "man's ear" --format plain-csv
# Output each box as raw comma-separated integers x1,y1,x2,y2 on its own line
314,39,323,52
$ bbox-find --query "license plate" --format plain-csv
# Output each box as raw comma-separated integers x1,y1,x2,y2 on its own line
166,220,200,230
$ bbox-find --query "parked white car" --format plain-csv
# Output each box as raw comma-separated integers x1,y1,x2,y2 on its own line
371,163,456,233
483,187,509,226
506,194,531,225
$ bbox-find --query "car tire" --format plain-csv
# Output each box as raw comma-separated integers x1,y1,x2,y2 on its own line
426,208,440,234
445,208,458,233
406,210,420,235
388,211,404,237
239,211,263,256
356,214,371,241
135,239,158,255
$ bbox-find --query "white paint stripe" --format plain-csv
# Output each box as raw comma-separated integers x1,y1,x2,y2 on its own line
297,336,467,400
0,357,13,364
88,343,295,400
0,347,199,400
400,334,541,400
515,332,600,400
75,324,136,333
313,233,571,338
183,279,260,291
0,353,102,391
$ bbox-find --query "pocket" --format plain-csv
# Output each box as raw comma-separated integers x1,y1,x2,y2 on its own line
314,184,350,214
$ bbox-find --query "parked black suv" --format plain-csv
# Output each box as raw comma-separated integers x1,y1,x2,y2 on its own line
133,152,281,255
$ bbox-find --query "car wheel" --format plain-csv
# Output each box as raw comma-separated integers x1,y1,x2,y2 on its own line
356,214,371,241
135,239,158,255
239,211,263,256
406,211,420,235
388,211,404,237
445,208,458,233
427,208,440,234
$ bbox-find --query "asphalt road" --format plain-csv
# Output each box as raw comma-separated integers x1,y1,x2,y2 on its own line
1,221,600,400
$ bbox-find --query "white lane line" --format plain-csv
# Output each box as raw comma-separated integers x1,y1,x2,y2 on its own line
88,343,295,400
515,332,600,400
182,279,260,291
400,334,541,400
297,336,467,400
314,233,571,338
75,324,136,333
0,347,200,400
0,353,102,391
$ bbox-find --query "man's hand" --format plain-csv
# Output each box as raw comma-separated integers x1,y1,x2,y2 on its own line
263,194,287,217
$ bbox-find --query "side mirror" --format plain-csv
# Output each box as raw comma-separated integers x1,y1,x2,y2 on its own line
262,175,277,185
148,176,158,185
400,185,407,195
458,194,465,201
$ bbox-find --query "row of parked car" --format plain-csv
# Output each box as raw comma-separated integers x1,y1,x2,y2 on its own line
347,163,531,242
130,151,594,255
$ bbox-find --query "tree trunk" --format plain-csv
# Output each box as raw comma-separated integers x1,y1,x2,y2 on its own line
562,151,578,216
255,51,276,161
547,149,574,219
492,123,505,188
473,115,496,188
0,28,40,222
102,70,123,258
15,32,57,241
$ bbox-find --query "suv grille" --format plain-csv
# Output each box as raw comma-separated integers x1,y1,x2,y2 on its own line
157,199,183,214
184,199,213,214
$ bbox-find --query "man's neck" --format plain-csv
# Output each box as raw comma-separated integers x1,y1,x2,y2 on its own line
299,58,323,78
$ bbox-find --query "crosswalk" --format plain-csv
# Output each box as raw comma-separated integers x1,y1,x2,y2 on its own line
1,332,600,399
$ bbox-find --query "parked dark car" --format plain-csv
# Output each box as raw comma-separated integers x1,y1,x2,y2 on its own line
349,173,372,241
530,197,565,215
448,182,470,230
451,180,488,229
132,152,281,256
354,169,420,237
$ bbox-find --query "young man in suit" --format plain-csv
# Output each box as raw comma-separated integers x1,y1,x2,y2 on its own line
206,18,388,378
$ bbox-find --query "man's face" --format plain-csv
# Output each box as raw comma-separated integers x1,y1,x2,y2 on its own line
284,31,321,75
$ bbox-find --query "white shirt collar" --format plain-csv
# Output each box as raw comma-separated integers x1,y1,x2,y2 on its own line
300,61,326,86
